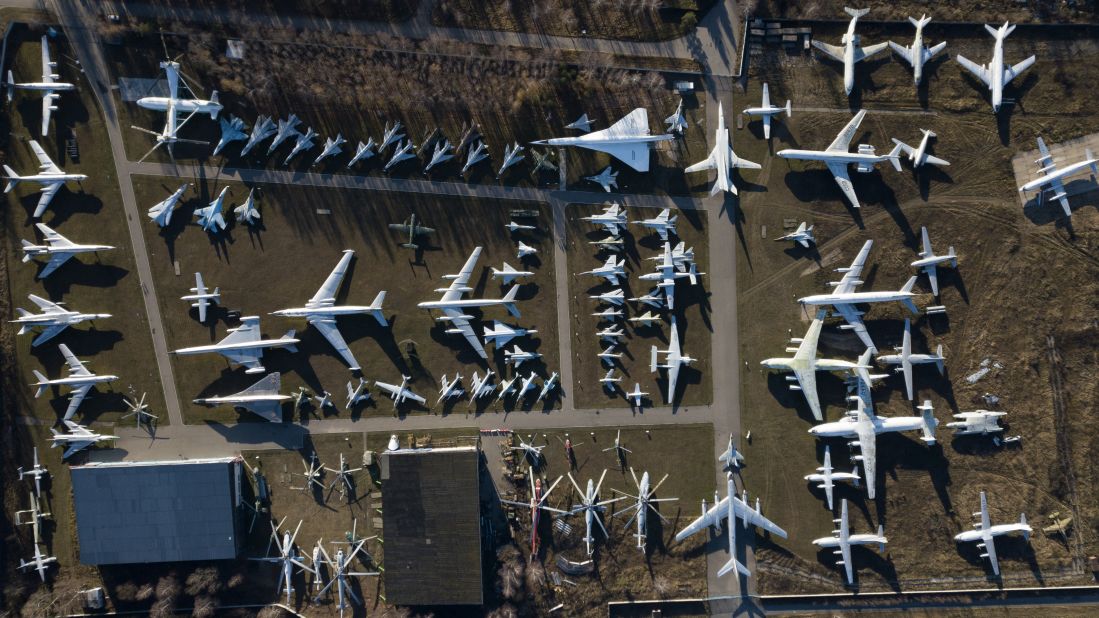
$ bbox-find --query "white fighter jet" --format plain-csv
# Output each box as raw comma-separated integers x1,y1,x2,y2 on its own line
284,127,317,165
876,319,945,400
49,419,117,459
954,491,1031,576
892,130,950,169
491,262,534,285
685,103,760,196
147,183,189,227
812,499,887,585
1019,136,1099,218
418,247,522,360
194,186,229,232
424,139,455,173
374,375,426,408
632,208,677,241
590,237,624,252
240,115,276,156
270,250,387,371
18,543,57,582
797,240,919,352
504,345,541,368
760,312,865,421
18,447,49,497
313,133,346,166
651,316,694,404
719,433,745,470
597,325,625,342
777,111,903,209
345,378,371,409
775,222,815,248
497,142,525,177
173,316,299,374
436,374,464,405
598,345,622,367
470,370,496,400
516,373,539,400
533,108,673,172
462,141,489,173
384,141,416,172
742,82,791,140
213,115,247,155
804,446,860,511
675,473,788,578
564,470,623,555
6,36,76,136
590,288,625,306
625,383,648,409
181,272,220,323
21,223,113,279
516,241,538,259
234,188,261,225
629,311,662,328
482,321,537,348
379,120,404,151
267,114,302,154
638,241,703,311
592,308,623,322
505,220,535,233
888,15,947,85
947,410,1006,436
811,7,888,95
600,369,622,392
579,256,626,285
346,137,377,168
566,113,592,132
3,139,86,218
585,166,618,193
664,99,688,134
537,371,559,402
955,21,1036,112
581,203,628,236
613,469,677,550
630,289,664,310
12,294,110,346
647,240,696,270
193,372,290,422
497,376,519,402
32,343,118,421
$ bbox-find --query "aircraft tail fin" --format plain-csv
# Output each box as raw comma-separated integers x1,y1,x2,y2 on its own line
502,286,521,318
886,143,904,171
370,291,388,326
844,6,870,18
948,246,958,267
32,370,49,397
877,525,887,552
901,275,918,294
1021,513,1030,540
785,99,792,117
717,556,750,578
283,329,298,353
1087,148,1098,176
909,14,931,29
209,91,220,119
21,239,34,261
3,165,20,192
5,70,12,102
935,345,945,374
920,403,939,444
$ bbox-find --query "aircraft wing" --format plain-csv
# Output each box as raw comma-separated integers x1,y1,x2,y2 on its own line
888,41,915,66
924,153,950,167
196,298,208,323
674,498,723,541
309,251,353,307
39,251,73,279
854,42,889,62
33,323,68,346
441,247,482,302
955,54,991,87
833,240,873,294
983,530,1000,575
1004,55,1036,85
602,108,649,138
793,368,821,422
63,441,93,459
220,348,264,371
920,226,933,256
39,224,72,248
1048,176,1072,217
444,308,488,360
61,344,92,376
834,303,876,352
811,40,845,62
593,142,654,172
219,319,261,346
40,38,54,83
840,500,854,584
924,264,939,297
826,110,866,153
761,82,771,108
33,183,63,218
827,161,861,208
63,384,91,421
685,149,716,173
892,138,915,158
41,93,54,137
29,293,64,313
30,140,62,174
857,421,878,499
311,318,360,370
737,494,788,538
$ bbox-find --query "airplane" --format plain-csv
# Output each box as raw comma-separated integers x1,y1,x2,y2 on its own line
1018,136,1099,218
537,372,559,402
809,351,938,499
388,213,435,250
181,272,219,323
482,321,537,348
955,21,1036,112
665,99,688,134
675,472,788,577
638,241,704,311
532,108,674,172
31,343,117,421
585,166,618,193
424,139,455,173
496,375,518,402
804,446,860,511
324,453,363,501
625,383,648,409
597,325,625,342
194,186,229,232
530,148,558,178
797,240,919,352
719,433,745,470
172,316,299,374
6,36,76,136
613,469,677,550
234,188,261,225
632,208,677,241
505,220,536,233
213,115,247,155
876,319,945,400
374,375,426,408
470,370,496,400
267,114,302,154
888,14,947,85
581,203,628,236
497,142,525,177
600,368,622,392
49,419,117,459
345,378,371,409
436,373,464,405
417,247,522,360
775,222,815,248
131,58,219,161
284,127,318,164
21,223,114,279
590,236,624,253
12,294,110,346
911,226,957,298
954,491,1031,576
590,288,625,306
893,130,950,169
316,391,334,411
379,120,404,151
592,308,623,322
147,182,189,227
685,103,761,196
598,345,623,367
760,311,867,421
193,372,289,422
947,410,1007,436
384,140,416,172
629,289,663,309
564,471,622,555
499,474,567,557
18,543,57,582
312,539,377,617
240,115,276,156
777,111,902,209
3,139,87,218
566,113,592,132
646,240,696,270
812,499,887,585
491,262,534,285
516,373,539,399
510,437,546,466
629,311,662,328
462,141,489,173
17,447,49,497
516,242,538,259
579,256,626,285
293,387,310,411
313,133,346,166
346,137,377,168
811,7,888,95
504,345,541,367
742,82,791,140
250,519,310,605
271,250,387,371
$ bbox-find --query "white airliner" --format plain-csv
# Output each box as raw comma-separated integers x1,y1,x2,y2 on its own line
685,103,760,196
888,15,947,85
6,36,76,136
804,446,860,511
954,491,1031,576
173,316,299,374
32,343,118,421
3,140,87,217
797,239,919,352
876,319,945,400
955,21,1036,112
271,250,387,371
21,223,113,279
675,473,788,578
181,272,220,323
19,543,57,582
811,7,888,95
531,108,674,172
194,186,229,233
417,247,521,360
777,110,902,209
632,208,677,240
193,372,290,422
812,499,887,586
1018,136,1098,218
49,419,117,459
741,82,791,140
892,130,950,169
147,183,189,227
651,316,694,404
12,294,110,346
374,375,426,407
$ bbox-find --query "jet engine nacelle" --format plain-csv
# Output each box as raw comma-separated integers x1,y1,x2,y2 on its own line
857,144,876,155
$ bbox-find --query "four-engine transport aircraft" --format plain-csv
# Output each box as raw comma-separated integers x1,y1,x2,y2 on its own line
953,490,1031,576
888,15,947,85
810,7,888,96
741,82,791,140
6,36,76,136
173,316,299,374
271,250,387,371
21,223,114,279
532,108,674,172
1018,136,1099,218
193,372,290,422
32,343,118,421
812,498,888,586
12,294,111,346
3,140,87,218
955,21,1036,112
685,103,761,196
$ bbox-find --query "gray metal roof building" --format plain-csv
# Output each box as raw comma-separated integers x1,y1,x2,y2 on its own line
71,458,242,565
381,445,483,606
